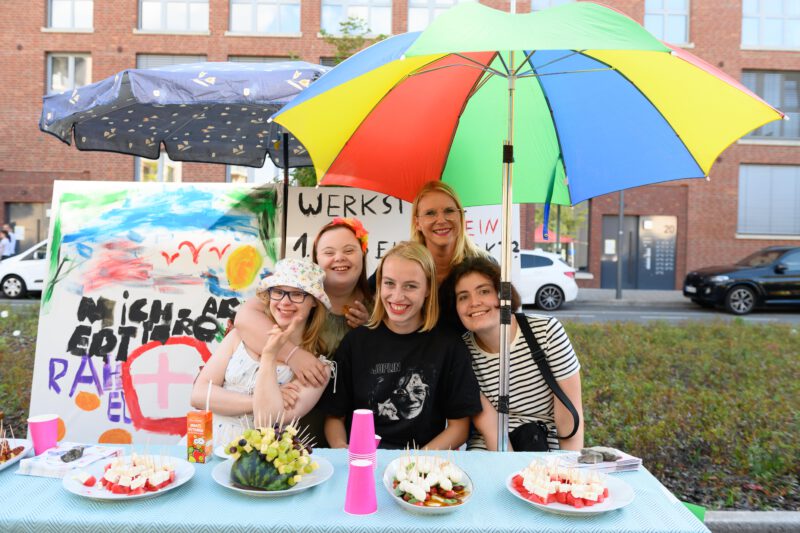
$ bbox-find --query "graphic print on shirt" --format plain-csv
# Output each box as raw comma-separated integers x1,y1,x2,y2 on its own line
374,367,431,421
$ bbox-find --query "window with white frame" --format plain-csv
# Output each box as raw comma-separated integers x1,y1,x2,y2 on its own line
531,0,573,11
644,0,689,44
321,0,391,36
138,153,182,182
230,0,300,34
47,53,91,94
738,164,800,236
228,160,281,184
407,1,474,32
140,0,209,32
48,0,93,29
742,0,800,48
742,70,800,139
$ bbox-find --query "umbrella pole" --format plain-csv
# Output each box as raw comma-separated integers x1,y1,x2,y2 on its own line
280,132,290,259
498,51,516,452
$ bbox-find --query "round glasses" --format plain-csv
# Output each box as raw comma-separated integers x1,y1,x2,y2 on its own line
416,207,463,221
267,287,309,303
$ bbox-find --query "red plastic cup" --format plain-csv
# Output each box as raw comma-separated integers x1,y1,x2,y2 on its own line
344,459,377,515
348,409,376,455
28,414,58,455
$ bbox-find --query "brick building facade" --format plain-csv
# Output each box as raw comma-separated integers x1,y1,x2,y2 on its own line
1,1,798,288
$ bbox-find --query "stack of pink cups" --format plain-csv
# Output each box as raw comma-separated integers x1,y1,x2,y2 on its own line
348,409,377,466
344,409,378,515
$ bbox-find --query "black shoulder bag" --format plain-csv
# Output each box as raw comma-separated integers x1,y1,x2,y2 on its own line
509,313,580,451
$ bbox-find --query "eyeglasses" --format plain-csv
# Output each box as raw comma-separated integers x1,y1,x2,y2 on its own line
416,207,463,221
267,287,309,304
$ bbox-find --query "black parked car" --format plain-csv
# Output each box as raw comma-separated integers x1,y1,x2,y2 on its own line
683,246,800,315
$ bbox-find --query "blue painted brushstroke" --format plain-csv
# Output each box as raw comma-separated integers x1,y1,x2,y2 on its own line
61,187,261,247
202,270,241,298
76,242,93,258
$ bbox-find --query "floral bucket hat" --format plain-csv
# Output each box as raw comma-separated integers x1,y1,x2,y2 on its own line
258,258,332,310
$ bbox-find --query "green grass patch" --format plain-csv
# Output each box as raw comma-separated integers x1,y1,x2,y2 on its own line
569,320,799,511
0,304,797,510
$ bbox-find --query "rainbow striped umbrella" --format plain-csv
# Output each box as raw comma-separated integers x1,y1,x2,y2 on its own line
274,2,782,211
273,1,783,450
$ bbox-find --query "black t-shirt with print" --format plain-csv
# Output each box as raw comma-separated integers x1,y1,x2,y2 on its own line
319,321,482,449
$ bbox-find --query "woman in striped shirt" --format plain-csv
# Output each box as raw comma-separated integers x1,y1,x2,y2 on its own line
452,256,584,451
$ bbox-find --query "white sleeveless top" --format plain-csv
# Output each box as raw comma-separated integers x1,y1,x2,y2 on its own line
214,341,294,445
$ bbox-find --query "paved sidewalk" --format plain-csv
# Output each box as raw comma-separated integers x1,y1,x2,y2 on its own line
705,511,800,532
575,287,688,307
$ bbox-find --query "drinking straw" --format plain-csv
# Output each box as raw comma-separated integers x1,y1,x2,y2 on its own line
205,380,213,412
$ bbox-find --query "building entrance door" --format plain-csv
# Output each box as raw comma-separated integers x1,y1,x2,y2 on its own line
600,215,677,290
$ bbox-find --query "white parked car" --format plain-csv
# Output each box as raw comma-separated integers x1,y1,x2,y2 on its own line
516,249,578,311
0,240,48,298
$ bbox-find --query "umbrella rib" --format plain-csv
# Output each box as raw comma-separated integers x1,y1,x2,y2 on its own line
410,62,506,79
513,50,537,76
517,67,614,79
451,53,508,77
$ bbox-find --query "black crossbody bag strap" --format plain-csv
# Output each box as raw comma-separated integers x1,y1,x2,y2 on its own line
515,313,580,440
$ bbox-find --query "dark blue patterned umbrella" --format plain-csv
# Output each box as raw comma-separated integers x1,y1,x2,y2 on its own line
40,61,328,168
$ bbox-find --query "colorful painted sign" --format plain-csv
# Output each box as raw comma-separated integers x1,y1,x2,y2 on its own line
28,181,279,445
286,187,520,278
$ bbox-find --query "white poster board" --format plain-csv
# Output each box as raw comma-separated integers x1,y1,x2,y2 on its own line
286,187,520,280
28,181,279,444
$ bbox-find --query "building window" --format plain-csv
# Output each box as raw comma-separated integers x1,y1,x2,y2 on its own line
644,0,689,44
742,0,800,48
407,1,473,32
228,160,281,184
531,0,573,11
47,53,91,94
742,70,800,139
140,0,209,32
229,55,290,62
738,165,800,236
48,0,93,29
321,0,391,36
137,153,182,182
6,203,51,253
230,0,300,34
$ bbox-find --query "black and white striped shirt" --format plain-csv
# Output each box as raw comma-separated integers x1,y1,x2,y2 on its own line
464,314,580,451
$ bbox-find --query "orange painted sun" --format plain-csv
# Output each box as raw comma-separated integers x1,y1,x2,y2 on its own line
226,245,263,290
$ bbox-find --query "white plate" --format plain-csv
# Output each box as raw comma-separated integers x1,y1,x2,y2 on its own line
506,472,635,516
62,455,195,501
0,439,33,472
382,456,473,515
214,445,232,460
212,456,334,497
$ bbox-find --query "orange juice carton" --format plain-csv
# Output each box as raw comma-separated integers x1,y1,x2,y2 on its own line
186,410,213,463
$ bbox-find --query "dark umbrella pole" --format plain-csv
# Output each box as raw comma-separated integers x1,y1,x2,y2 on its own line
281,132,290,260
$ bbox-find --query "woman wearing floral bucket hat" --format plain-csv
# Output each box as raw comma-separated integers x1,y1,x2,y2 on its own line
191,259,333,442
236,217,374,387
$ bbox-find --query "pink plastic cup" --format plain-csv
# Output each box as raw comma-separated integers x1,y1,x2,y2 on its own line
375,434,381,449
348,409,376,455
28,414,58,455
344,459,377,515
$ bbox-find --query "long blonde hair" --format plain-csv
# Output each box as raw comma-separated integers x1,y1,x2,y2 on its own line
410,181,486,266
367,241,438,332
259,294,329,356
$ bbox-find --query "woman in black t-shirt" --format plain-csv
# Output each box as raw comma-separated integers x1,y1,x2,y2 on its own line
321,241,482,450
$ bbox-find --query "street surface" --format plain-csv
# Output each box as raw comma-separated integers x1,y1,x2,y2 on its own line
535,303,800,325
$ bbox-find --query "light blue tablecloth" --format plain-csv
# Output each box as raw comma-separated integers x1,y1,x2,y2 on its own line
0,448,709,533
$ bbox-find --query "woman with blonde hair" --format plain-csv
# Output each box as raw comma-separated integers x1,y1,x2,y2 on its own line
321,241,482,450
191,259,332,442
409,181,489,331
